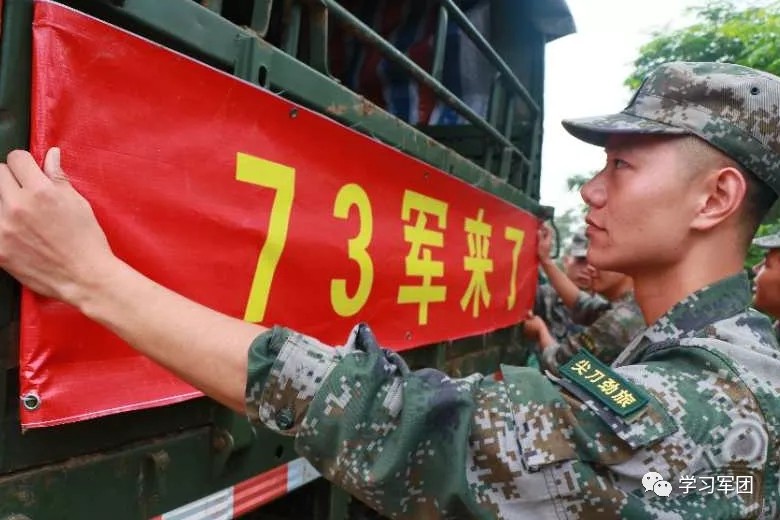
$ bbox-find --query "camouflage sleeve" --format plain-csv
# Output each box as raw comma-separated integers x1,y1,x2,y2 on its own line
571,299,646,364
245,326,763,519
246,324,491,517
245,326,344,434
533,284,554,321
539,340,566,374
541,304,646,373
570,290,612,325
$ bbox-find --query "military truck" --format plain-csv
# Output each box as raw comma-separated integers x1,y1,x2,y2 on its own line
0,0,574,518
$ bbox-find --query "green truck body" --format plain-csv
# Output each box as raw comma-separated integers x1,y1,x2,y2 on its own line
0,1,574,518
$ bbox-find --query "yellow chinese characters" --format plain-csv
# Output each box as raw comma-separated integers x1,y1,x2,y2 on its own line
612,389,637,408
461,209,494,317
598,378,621,396
571,359,591,376
503,226,525,310
397,190,448,325
569,358,640,410
331,184,374,317
584,369,606,383
236,152,295,323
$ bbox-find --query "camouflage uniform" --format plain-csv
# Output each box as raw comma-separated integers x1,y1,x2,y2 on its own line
569,289,612,326
244,62,780,518
246,274,779,519
752,232,780,341
533,287,619,371
534,230,596,339
533,283,585,342
541,291,645,374
530,231,591,367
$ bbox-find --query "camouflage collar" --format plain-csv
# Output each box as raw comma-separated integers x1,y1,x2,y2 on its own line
613,290,636,305
615,273,750,365
644,273,750,341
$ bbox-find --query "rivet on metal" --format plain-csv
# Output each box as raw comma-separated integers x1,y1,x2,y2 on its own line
20,393,40,411
274,406,296,431
212,431,231,452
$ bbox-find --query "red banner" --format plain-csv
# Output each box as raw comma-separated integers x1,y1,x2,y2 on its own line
21,1,539,427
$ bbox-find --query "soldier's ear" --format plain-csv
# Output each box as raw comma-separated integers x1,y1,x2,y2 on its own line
689,166,746,232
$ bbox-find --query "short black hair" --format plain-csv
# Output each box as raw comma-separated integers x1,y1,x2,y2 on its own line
742,168,778,238
679,136,778,245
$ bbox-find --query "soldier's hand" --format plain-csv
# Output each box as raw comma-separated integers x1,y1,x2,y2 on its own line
537,223,553,262
521,312,547,341
0,148,116,302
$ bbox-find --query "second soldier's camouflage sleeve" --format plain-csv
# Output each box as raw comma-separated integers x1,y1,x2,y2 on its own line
539,339,566,374
540,297,647,373
245,324,763,519
541,331,624,376
570,290,612,326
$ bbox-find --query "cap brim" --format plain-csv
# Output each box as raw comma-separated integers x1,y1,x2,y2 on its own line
752,235,780,249
562,112,689,147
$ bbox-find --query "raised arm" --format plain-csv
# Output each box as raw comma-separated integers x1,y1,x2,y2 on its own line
537,224,582,309
0,149,263,411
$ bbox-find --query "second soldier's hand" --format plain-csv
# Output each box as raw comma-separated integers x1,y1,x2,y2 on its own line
522,312,554,348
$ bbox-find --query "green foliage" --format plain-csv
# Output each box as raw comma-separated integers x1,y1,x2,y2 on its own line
551,173,592,258
566,173,591,192
552,206,585,254
626,0,780,90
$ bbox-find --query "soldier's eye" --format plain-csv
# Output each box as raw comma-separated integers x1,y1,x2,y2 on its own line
613,158,629,169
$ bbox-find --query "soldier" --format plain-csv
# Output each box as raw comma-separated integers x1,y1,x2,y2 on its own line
752,231,780,337
561,229,593,291
535,229,591,323
536,227,604,325
530,229,590,367
526,262,644,374
528,222,643,372
536,222,630,327
1,61,780,519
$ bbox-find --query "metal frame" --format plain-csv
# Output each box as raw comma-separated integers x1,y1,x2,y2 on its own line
277,0,546,199
63,0,548,215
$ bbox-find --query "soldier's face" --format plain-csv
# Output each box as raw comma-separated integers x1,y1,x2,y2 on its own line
753,249,780,318
564,255,591,289
580,135,695,274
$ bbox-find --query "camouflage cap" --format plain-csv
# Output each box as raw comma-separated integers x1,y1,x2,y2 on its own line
753,232,780,249
567,229,588,257
562,62,780,194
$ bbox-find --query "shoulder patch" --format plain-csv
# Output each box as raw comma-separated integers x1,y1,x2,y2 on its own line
559,349,649,417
